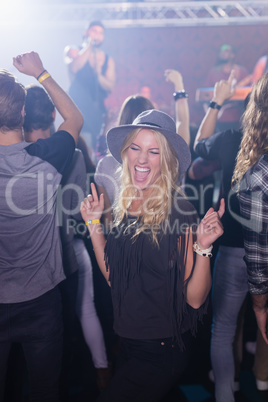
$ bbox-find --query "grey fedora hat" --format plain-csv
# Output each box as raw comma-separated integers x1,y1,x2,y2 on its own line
107,109,191,177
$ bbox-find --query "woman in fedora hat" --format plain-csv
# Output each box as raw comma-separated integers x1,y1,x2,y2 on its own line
81,109,225,401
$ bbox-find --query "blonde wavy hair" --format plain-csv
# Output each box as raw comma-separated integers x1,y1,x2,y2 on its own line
113,128,184,245
233,72,268,187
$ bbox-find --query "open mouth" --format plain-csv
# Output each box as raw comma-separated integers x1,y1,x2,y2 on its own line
134,166,150,182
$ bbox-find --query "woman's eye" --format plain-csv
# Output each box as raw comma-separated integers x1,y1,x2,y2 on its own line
150,151,159,155
130,146,139,151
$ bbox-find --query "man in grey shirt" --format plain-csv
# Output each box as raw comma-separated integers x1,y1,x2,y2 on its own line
0,52,83,401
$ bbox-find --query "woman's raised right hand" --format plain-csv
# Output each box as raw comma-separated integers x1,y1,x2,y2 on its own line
80,182,104,223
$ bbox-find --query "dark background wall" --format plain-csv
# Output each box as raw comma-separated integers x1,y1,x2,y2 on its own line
103,24,268,126
2,22,268,127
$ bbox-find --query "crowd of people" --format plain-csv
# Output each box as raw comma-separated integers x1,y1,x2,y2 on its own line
1,19,268,402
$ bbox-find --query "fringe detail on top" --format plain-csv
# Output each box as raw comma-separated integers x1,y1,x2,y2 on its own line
104,217,144,315
105,197,209,350
167,211,208,350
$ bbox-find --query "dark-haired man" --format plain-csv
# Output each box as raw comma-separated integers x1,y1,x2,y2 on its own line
23,85,56,139
0,51,83,401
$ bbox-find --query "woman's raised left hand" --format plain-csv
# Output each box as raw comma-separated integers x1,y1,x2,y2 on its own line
196,198,225,249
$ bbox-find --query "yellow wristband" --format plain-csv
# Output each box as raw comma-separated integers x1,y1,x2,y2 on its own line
85,219,100,225
38,72,51,83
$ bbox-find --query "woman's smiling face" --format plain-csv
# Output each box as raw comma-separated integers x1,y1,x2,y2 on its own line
126,129,161,191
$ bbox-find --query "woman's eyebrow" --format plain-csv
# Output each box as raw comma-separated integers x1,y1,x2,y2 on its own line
130,142,159,150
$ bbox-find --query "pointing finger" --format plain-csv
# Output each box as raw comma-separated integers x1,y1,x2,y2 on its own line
99,193,105,210
228,69,235,85
91,182,99,201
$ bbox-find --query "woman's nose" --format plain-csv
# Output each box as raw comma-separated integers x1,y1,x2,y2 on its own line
137,151,148,164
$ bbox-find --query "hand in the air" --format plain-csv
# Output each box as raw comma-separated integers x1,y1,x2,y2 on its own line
80,182,104,223
13,51,45,79
196,198,225,249
213,70,236,105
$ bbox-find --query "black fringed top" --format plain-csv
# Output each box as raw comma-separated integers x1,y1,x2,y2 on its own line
104,193,209,350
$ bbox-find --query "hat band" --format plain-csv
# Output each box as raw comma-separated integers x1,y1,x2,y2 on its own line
138,122,161,128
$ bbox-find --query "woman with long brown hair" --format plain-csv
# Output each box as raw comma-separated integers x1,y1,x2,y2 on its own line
233,72,268,346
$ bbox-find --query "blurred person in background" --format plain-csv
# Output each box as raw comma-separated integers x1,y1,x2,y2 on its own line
205,44,250,131
64,20,116,160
